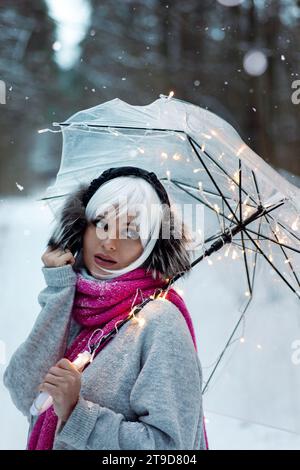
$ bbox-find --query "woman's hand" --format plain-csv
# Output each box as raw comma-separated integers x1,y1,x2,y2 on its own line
41,246,75,267
38,358,81,422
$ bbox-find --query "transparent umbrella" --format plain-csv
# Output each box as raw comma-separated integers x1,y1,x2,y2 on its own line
38,94,300,439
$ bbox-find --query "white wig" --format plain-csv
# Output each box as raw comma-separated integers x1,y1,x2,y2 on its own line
84,176,164,279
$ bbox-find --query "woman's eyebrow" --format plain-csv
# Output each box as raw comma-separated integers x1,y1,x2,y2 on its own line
95,214,137,227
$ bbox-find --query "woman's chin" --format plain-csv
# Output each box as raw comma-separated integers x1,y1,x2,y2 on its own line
89,265,118,279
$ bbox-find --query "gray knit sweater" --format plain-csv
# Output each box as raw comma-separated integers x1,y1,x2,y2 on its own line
3,264,207,450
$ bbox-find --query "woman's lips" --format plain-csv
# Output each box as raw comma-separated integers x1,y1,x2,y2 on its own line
94,255,117,267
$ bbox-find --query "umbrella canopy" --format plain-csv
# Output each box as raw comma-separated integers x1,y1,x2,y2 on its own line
39,94,300,439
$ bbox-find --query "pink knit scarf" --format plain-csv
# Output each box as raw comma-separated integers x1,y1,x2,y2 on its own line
27,267,208,450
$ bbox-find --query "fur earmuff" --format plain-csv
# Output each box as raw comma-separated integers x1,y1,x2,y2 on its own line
47,184,193,280
47,183,89,256
140,204,193,280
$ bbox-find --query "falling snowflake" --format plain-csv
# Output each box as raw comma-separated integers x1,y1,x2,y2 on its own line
16,182,24,191
52,41,62,51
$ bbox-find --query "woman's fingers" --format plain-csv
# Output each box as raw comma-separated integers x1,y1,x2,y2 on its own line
39,371,72,391
39,382,59,395
42,374,64,386
48,366,73,377
58,252,75,265
41,246,75,267
55,358,78,372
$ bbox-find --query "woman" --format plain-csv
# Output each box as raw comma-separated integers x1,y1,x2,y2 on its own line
4,166,209,450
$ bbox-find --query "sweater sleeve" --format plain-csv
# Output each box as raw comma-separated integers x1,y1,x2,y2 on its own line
3,264,77,420
55,299,204,450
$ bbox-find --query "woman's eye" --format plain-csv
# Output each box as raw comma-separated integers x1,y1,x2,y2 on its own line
125,229,139,240
93,217,108,230
92,218,139,239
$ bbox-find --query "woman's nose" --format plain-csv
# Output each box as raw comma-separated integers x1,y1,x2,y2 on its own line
101,233,117,251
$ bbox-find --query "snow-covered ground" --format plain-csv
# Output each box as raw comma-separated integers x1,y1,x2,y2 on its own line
1,195,300,450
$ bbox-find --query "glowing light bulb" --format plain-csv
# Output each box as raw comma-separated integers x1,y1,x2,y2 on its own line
137,317,145,327
236,145,246,156
233,171,240,184
292,219,299,231
202,133,212,140
175,288,184,296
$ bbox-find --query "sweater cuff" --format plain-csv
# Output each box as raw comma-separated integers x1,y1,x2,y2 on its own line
42,265,77,287
55,395,99,449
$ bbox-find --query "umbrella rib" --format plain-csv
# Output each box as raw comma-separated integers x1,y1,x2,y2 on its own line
245,228,300,254
263,213,300,288
56,122,186,134
238,160,253,296
161,178,257,205
170,179,237,225
188,137,240,225
251,170,300,244
189,135,258,206
248,170,300,286
221,197,226,233
231,243,258,251
202,301,251,395
243,227,300,298
251,169,262,205
267,217,300,244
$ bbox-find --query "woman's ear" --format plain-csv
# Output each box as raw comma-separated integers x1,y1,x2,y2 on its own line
47,183,89,255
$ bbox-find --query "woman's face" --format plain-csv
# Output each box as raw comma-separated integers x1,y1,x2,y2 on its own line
82,206,144,277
